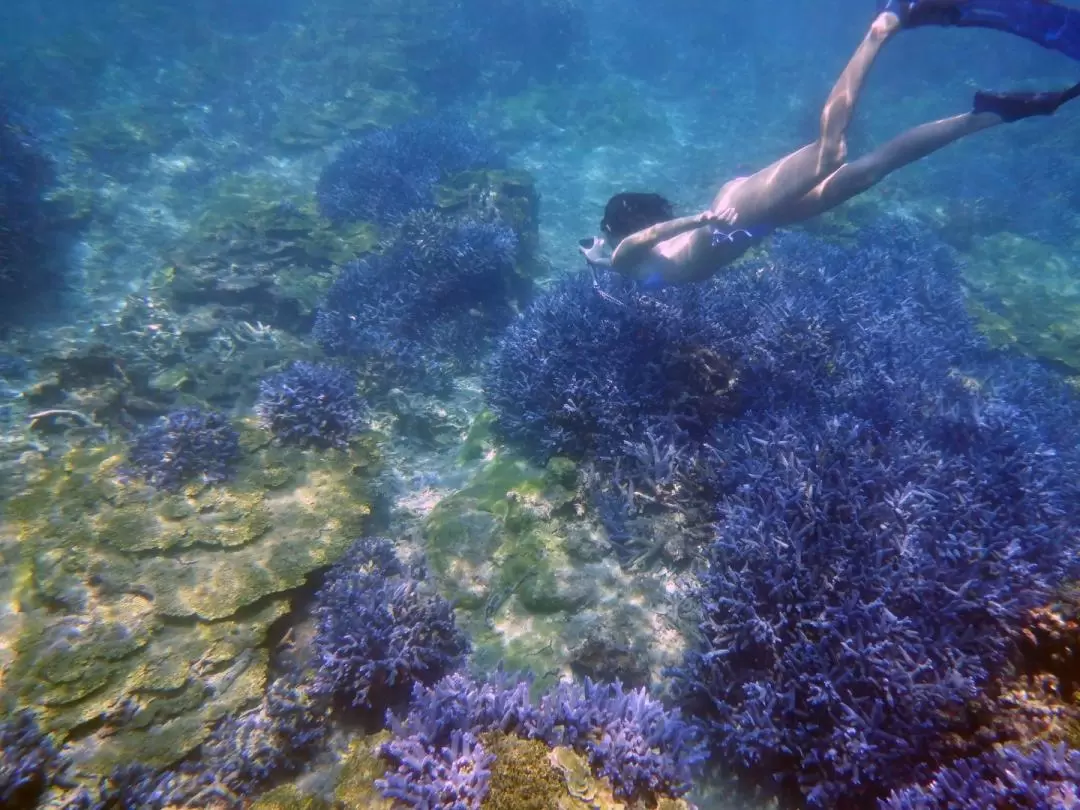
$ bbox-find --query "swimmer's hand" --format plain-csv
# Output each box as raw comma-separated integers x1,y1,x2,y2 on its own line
579,236,611,267
697,207,739,228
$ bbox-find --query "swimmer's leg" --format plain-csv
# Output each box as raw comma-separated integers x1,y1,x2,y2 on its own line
711,11,903,225
774,79,1080,225
888,0,1080,62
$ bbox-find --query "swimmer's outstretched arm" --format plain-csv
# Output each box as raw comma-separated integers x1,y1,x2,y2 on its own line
609,208,737,270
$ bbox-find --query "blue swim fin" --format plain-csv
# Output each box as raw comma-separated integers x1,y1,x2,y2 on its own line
973,79,1080,120
883,0,1080,62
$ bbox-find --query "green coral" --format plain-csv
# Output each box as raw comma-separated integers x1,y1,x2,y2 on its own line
423,452,587,673
482,733,567,810
0,433,379,775
251,785,332,810
334,732,395,810
159,176,378,332
962,232,1080,372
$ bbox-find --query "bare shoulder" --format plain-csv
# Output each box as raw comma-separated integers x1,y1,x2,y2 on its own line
711,176,748,211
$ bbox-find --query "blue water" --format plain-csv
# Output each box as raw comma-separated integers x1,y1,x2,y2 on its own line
2,1,1080,808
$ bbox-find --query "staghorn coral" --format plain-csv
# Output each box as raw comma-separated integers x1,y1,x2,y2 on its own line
673,403,1080,807
484,266,740,469
127,406,241,490
662,228,1080,806
0,711,66,809
376,729,495,810
312,537,469,712
313,211,522,394
880,742,1080,809
382,670,703,805
315,118,499,227
534,679,705,800
256,361,365,449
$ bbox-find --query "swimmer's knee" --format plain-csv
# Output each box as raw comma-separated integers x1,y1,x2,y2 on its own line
819,136,847,173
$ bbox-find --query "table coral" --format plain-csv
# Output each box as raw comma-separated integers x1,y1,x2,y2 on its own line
0,429,377,780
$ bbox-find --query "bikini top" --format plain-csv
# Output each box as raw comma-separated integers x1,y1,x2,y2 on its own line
637,223,775,289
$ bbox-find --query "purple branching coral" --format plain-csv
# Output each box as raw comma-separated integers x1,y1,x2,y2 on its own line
881,742,1080,809
127,406,240,490
535,678,706,800
485,218,1080,804
673,403,1080,806
380,671,704,805
255,361,365,449
377,729,495,810
315,117,499,226
313,211,523,394
0,710,66,809
313,537,469,712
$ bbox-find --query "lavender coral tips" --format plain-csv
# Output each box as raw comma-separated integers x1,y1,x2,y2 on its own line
312,537,468,712
377,730,495,810
382,672,704,805
881,742,1080,809
0,711,65,807
127,406,240,490
256,361,365,449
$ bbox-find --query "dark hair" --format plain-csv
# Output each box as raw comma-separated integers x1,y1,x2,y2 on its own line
601,192,674,244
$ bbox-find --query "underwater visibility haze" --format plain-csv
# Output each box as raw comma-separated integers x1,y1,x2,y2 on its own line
4,0,1080,808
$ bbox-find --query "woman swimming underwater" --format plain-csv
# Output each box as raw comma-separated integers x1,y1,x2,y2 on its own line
580,0,1080,287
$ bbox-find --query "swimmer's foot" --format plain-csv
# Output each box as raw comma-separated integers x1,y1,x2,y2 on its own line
973,81,1080,122
879,0,968,28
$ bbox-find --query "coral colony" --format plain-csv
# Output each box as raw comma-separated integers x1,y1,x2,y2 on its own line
313,211,521,392
378,670,704,807
126,406,241,490
315,118,500,226
0,711,65,809
61,669,327,809
255,360,365,449
881,742,1080,809
312,537,470,712
490,218,1080,805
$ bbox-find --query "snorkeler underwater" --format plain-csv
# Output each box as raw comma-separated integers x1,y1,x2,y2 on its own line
2,0,1080,808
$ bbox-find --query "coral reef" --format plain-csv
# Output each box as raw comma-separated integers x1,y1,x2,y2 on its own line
315,118,500,227
162,185,378,334
650,224,1080,806
256,361,365,449
377,729,495,809
0,426,377,779
66,668,328,809
380,670,703,806
961,231,1080,375
484,264,740,469
881,742,1080,809
0,711,66,808
312,537,469,712
127,406,241,490
674,406,1080,807
313,211,524,393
